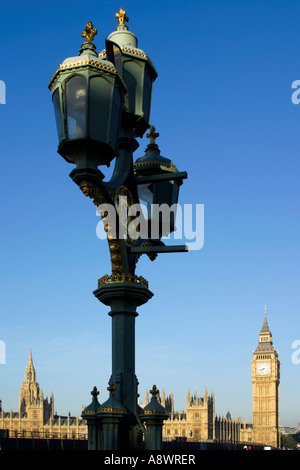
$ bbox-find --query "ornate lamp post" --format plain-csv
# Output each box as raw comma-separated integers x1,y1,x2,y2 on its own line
49,9,188,450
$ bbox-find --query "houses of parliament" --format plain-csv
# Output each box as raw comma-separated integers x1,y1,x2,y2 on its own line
0,309,280,448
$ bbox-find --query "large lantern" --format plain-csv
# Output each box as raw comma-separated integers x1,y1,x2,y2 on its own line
49,22,126,173
101,9,157,138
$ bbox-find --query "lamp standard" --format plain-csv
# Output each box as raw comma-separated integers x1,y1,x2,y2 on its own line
49,9,187,450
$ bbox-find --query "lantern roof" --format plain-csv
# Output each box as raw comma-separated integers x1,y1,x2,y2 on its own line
100,8,157,78
97,381,127,415
140,385,168,416
134,126,177,174
82,386,101,417
108,7,138,49
49,21,118,88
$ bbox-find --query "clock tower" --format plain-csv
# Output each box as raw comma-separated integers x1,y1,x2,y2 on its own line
252,307,280,448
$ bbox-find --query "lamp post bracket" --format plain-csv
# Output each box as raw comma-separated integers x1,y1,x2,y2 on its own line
130,245,188,254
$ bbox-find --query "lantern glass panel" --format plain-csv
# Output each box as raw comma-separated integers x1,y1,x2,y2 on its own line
123,60,143,116
137,183,153,220
52,88,63,141
106,40,123,78
66,75,87,140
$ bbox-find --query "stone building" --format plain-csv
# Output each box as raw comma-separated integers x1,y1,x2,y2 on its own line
0,349,87,440
156,387,215,441
0,309,280,447
141,387,252,445
141,308,280,447
251,308,280,447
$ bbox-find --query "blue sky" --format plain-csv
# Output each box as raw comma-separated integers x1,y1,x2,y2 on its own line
0,0,300,428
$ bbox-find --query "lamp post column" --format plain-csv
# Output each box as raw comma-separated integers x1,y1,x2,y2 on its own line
93,278,153,449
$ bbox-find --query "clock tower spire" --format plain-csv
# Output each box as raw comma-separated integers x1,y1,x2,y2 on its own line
252,307,280,448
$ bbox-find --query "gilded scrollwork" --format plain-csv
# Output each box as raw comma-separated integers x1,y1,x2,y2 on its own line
80,184,106,206
80,184,123,274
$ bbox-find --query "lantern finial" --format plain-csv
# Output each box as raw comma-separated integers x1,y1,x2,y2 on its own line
81,21,98,44
91,386,99,399
150,385,160,399
107,381,117,396
146,126,159,145
116,8,129,27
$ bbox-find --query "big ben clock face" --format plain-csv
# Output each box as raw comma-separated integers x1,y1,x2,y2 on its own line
256,362,271,376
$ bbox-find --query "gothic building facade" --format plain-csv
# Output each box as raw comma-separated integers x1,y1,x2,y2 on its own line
0,309,280,447
0,349,87,440
141,387,252,444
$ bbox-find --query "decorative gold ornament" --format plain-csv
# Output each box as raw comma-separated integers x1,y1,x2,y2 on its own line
81,21,97,44
91,386,99,399
49,59,117,87
135,241,158,265
107,381,117,396
113,185,134,222
143,241,158,262
150,384,159,398
101,208,123,275
98,273,148,288
113,185,136,247
99,407,126,413
80,184,123,274
133,160,177,170
80,184,106,206
121,46,147,57
141,409,166,415
115,8,129,26
98,47,147,59
146,126,159,145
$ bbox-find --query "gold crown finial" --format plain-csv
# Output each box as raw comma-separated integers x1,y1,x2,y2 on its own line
150,384,159,398
91,386,99,399
116,8,129,26
81,21,98,44
107,381,117,396
146,126,159,145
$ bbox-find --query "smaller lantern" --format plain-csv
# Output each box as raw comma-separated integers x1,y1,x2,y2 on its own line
102,9,158,138
133,127,183,239
81,386,101,450
49,22,126,172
